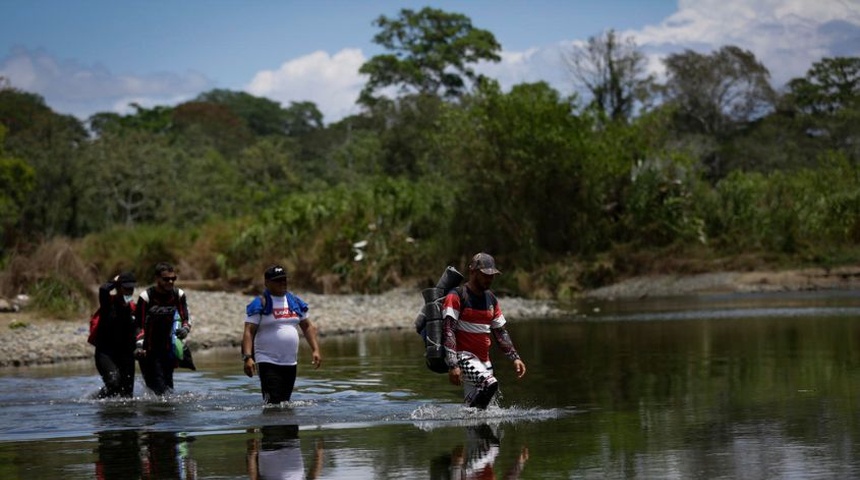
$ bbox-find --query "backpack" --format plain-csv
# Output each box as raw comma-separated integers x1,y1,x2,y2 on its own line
87,309,100,346
245,290,308,318
87,300,137,346
415,266,464,373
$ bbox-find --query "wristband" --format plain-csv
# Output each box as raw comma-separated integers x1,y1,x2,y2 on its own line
242,353,253,361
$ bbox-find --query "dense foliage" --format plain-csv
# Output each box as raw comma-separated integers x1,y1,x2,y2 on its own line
1,9,859,317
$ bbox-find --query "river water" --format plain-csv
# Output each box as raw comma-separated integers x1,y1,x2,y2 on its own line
2,290,860,479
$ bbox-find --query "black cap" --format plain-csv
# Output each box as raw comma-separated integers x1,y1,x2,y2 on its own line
264,265,288,281
117,271,137,288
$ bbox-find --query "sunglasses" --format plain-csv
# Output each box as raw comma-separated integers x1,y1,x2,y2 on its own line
160,276,178,282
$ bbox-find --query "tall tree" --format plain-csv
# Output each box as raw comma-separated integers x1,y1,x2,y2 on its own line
0,124,35,252
283,101,324,137
785,56,860,116
565,29,655,123
195,89,289,137
442,80,601,258
172,101,254,154
77,130,174,228
120,104,175,134
358,7,501,104
663,46,775,137
0,84,90,237
662,45,775,179
784,56,860,163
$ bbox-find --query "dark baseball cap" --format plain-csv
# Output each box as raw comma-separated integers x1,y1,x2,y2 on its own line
469,253,501,275
117,271,137,288
264,265,288,280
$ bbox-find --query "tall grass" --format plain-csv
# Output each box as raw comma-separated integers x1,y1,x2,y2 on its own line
0,238,94,318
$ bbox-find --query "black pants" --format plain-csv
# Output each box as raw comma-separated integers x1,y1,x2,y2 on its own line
139,352,175,396
257,362,298,404
95,349,135,398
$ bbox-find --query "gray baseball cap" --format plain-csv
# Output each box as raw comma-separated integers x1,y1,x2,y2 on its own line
469,253,501,275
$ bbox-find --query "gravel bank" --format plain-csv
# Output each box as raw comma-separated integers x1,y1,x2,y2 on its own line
585,266,860,299
0,287,562,368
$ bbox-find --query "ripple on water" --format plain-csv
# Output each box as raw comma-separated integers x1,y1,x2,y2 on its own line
409,402,563,431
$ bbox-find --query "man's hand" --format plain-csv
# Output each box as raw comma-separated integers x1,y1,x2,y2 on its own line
243,358,256,377
175,326,189,339
134,339,145,359
513,359,527,378
448,366,462,386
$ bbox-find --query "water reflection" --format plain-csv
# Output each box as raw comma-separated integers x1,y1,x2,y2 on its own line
246,424,324,479
141,431,197,479
94,429,197,479
94,430,142,479
430,423,529,480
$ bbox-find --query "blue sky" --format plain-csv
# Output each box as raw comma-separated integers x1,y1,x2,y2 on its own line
2,0,858,124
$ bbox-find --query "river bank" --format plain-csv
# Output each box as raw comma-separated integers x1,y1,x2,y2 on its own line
0,287,560,367
584,265,860,299
1,266,858,368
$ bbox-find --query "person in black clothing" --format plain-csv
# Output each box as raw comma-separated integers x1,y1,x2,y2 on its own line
94,429,143,478
135,262,192,396
94,271,138,398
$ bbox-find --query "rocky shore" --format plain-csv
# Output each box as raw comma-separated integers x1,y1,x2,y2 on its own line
584,266,860,299
0,287,561,368
2,265,859,368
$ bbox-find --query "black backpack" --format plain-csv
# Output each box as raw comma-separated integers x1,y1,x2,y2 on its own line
414,266,464,373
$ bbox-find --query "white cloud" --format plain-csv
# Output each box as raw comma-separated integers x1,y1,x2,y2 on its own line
629,0,860,88
0,46,211,119
473,0,860,107
480,47,571,93
245,49,367,123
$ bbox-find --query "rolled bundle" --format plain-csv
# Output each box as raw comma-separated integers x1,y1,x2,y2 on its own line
414,266,464,374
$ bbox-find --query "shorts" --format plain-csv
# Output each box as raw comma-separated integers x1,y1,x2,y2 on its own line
456,351,499,409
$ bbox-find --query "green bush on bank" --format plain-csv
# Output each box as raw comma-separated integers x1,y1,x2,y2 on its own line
66,177,455,295
702,152,860,256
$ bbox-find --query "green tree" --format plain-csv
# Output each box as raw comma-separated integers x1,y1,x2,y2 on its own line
87,112,124,137
0,124,36,252
196,89,289,137
662,45,776,179
786,57,860,116
280,101,329,181
320,114,385,182
784,56,860,164
361,93,449,178
442,80,595,260
235,136,301,207
172,100,254,155
76,130,177,228
119,103,175,134
0,84,90,237
172,148,246,224
358,7,501,104
283,100,324,137
729,57,860,174
663,46,775,136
